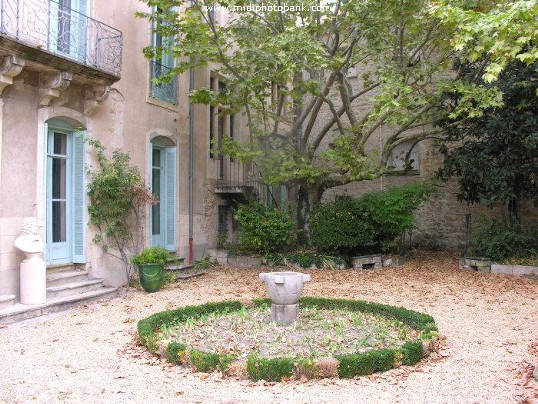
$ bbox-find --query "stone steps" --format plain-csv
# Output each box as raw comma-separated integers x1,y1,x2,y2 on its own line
166,260,206,280
0,294,16,310
46,278,106,299
0,287,118,325
46,263,78,274
0,266,118,325
46,270,91,287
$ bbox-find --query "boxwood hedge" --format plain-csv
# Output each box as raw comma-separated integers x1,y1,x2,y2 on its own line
137,297,438,382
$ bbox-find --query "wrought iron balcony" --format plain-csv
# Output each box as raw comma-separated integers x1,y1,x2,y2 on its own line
215,158,278,206
0,0,122,76
149,61,178,104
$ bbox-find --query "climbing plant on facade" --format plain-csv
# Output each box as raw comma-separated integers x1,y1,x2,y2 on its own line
87,139,155,280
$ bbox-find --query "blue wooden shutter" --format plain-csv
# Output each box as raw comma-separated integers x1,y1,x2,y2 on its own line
44,122,50,262
164,147,177,251
72,130,86,263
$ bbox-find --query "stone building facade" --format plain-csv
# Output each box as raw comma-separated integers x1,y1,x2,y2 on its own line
0,0,243,302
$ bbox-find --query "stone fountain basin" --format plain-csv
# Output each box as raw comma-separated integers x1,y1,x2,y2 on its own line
259,271,311,305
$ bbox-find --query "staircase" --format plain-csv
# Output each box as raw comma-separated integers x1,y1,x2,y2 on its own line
166,256,205,280
0,265,117,325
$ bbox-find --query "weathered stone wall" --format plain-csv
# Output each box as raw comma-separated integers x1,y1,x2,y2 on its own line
322,138,537,250
310,69,537,251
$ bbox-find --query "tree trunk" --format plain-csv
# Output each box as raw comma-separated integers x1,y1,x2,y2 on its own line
297,184,323,246
508,196,520,227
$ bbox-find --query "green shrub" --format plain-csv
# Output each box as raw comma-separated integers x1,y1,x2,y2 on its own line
234,200,294,255
273,251,344,268
193,255,217,270
309,197,376,256
337,349,395,378
189,349,232,372
471,217,537,262
166,342,186,364
310,182,434,256
131,247,171,266
246,356,294,381
400,341,424,365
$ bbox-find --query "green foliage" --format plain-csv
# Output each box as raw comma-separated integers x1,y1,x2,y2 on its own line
268,251,344,269
471,217,537,262
189,349,233,372
193,255,217,270
431,0,538,82
139,0,519,241
139,0,537,244
87,139,154,279
166,342,186,364
224,242,256,257
131,247,171,266
310,182,434,255
246,356,294,382
437,60,537,221
400,341,424,366
337,349,396,378
234,200,294,255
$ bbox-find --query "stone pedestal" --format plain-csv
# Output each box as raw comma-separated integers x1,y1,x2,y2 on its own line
20,256,46,305
14,218,46,305
271,303,299,326
459,256,491,272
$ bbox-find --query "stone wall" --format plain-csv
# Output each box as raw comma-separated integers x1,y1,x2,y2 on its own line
322,138,537,250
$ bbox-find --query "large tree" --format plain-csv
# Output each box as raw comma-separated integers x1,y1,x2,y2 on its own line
436,60,538,222
140,0,536,242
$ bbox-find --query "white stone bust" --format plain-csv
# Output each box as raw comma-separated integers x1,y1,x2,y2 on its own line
14,218,44,254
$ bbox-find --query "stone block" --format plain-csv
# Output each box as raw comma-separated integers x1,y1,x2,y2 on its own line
382,256,407,267
491,264,513,275
227,256,262,267
352,255,382,269
271,303,298,326
460,257,491,272
208,249,228,265
512,265,536,276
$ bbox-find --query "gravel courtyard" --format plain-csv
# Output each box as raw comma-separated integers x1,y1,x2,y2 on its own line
0,251,536,403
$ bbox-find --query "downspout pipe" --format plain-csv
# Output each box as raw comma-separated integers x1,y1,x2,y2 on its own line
188,67,194,263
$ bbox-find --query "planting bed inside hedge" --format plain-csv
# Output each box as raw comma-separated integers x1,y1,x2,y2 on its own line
138,298,438,382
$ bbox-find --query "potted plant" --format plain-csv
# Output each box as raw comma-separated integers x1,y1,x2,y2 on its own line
131,247,170,293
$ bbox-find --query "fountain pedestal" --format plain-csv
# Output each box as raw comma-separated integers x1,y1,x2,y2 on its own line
271,303,299,326
259,271,311,325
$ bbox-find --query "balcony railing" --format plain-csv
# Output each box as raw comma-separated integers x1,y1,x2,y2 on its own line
149,61,178,104
215,157,278,206
0,0,122,76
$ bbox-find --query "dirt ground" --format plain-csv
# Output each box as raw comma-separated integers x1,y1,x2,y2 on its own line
0,251,536,403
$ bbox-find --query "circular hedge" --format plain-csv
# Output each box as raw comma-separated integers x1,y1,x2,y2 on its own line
138,297,438,381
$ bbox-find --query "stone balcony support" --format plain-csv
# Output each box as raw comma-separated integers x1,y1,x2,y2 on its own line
0,55,25,95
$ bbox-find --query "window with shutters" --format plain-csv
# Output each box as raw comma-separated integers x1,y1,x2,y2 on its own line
149,7,178,104
150,138,177,251
45,119,86,264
